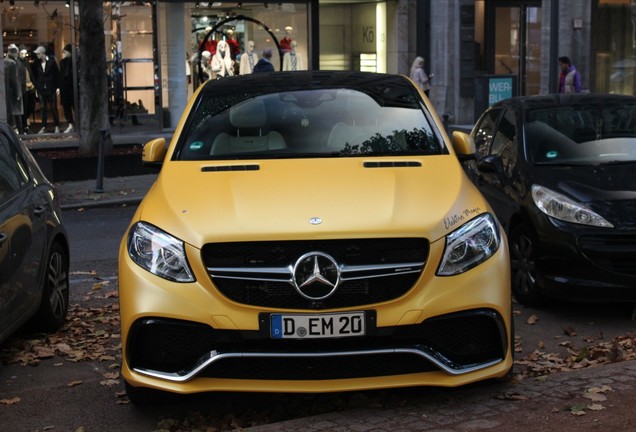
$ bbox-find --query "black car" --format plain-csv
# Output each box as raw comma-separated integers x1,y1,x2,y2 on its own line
456,94,636,305
0,123,70,344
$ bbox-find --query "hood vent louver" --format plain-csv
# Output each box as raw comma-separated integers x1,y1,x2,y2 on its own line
202,165,260,172
364,161,422,168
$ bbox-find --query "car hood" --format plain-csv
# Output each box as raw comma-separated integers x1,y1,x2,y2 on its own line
137,157,489,248
534,163,636,228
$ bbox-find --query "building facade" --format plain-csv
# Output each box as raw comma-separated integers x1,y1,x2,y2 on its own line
0,1,634,131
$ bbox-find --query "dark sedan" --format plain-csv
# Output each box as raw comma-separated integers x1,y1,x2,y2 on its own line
0,123,70,344
455,94,636,305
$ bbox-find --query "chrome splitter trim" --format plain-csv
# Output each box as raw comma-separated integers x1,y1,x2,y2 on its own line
133,347,503,383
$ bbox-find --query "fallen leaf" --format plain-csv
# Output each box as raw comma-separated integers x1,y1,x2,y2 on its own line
537,340,545,349
563,326,577,337
495,392,528,401
0,397,21,405
67,380,83,387
526,314,538,325
570,402,587,415
587,404,606,411
582,392,607,402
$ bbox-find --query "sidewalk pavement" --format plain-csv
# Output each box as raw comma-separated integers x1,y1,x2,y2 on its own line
55,173,158,210
246,360,636,431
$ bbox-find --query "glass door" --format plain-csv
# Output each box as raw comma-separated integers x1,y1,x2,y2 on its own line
491,2,541,96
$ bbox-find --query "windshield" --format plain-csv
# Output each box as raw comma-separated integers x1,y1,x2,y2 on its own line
525,103,636,165
174,81,446,160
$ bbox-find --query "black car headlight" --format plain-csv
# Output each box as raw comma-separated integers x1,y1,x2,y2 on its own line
531,185,613,228
437,213,501,276
127,221,195,282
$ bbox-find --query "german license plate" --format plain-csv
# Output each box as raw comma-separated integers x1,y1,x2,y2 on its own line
270,312,365,339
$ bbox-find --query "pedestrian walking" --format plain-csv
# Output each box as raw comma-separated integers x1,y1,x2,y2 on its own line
558,56,582,93
410,56,432,97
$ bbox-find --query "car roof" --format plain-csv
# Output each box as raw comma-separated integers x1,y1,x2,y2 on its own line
491,93,636,111
199,70,411,96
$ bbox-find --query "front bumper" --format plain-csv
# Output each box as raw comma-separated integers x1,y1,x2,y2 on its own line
119,235,513,393
533,217,636,301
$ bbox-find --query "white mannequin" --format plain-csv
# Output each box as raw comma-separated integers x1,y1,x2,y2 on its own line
212,40,234,78
239,40,258,75
200,50,213,81
282,40,304,71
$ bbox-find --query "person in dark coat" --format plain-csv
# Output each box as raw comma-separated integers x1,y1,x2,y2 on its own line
31,45,60,134
59,44,75,133
252,49,274,73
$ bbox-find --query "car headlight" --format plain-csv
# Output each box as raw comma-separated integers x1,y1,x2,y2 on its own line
127,221,195,282
437,213,500,276
531,185,613,228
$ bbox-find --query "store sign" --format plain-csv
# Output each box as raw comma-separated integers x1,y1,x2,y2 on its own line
488,77,513,105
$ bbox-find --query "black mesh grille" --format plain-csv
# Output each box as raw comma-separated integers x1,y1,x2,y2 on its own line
201,238,428,309
579,234,636,276
127,310,507,380
211,274,421,309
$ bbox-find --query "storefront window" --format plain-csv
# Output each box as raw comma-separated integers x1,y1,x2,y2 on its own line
105,2,156,126
595,0,636,95
1,1,76,134
183,3,308,90
319,2,384,72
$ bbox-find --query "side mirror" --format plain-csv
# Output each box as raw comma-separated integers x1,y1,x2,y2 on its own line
477,154,504,174
142,138,167,168
451,131,476,162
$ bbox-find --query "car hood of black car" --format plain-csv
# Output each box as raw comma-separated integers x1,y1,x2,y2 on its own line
534,163,636,229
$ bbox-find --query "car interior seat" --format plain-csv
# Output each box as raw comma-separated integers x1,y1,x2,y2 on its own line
210,98,286,155
326,96,378,150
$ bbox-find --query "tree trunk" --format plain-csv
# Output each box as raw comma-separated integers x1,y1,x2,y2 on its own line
78,0,112,156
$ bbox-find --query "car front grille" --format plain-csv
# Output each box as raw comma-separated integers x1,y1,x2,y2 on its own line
127,309,508,381
201,238,429,309
578,234,636,276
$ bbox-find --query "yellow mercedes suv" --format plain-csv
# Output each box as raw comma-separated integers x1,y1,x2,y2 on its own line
119,70,512,404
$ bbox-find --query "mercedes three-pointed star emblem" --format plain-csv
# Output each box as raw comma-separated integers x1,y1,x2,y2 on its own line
292,252,341,300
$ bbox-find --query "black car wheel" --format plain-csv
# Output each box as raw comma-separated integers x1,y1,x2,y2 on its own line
509,224,543,306
33,241,70,331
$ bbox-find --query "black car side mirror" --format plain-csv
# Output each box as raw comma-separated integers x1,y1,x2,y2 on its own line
477,154,504,175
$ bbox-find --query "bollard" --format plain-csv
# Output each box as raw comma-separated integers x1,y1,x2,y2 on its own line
95,129,107,193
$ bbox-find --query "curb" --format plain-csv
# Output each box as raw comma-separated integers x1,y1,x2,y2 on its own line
60,197,143,211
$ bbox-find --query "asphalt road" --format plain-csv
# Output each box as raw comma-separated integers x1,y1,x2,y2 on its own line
0,205,635,431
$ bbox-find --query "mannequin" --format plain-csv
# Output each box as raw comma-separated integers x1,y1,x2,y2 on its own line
282,40,304,71
239,40,258,75
200,50,213,82
19,48,36,133
32,45,60,134
5,44,23,133
211,40,234,78
59,44,75,133
280,26,293,55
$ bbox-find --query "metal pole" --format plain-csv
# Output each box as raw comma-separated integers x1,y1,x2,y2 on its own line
95,129,107,193
549,0,560,93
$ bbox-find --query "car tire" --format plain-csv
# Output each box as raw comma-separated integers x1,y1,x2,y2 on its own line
509,224,543,306
32,241,70,332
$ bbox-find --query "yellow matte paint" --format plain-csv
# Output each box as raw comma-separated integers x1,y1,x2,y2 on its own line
119,74,513,396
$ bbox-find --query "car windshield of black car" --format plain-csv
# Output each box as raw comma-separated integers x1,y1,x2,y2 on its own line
526,103,636,165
